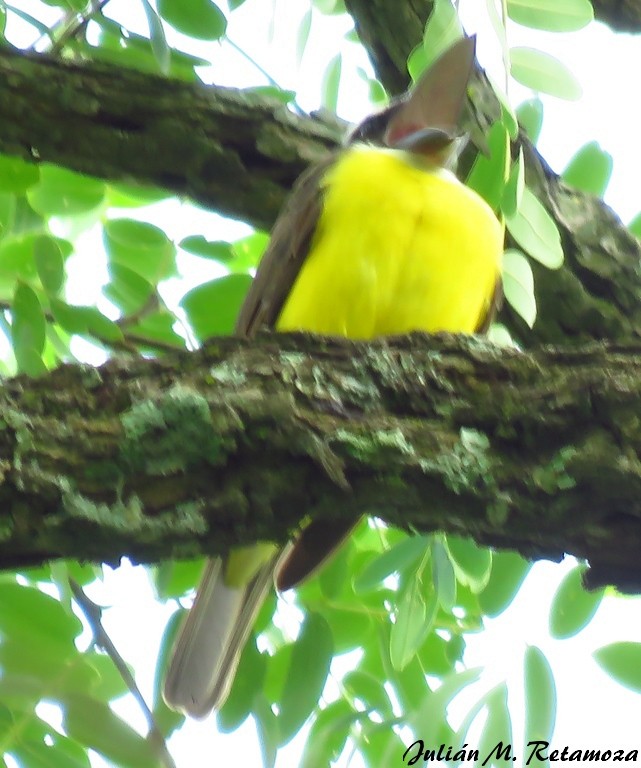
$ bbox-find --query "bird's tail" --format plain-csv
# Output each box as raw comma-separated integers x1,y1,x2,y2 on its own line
163,555,280,718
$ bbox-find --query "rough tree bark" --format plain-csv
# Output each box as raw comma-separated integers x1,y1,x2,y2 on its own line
2,333,641,591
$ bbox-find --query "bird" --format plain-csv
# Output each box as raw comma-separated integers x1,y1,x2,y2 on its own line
163,34,504,718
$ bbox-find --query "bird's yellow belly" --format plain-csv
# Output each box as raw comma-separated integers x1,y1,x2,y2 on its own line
276,146,503,337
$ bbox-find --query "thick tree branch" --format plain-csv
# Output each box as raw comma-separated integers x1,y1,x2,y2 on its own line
1,333,640,591
0,46,341,231
592,0,641,33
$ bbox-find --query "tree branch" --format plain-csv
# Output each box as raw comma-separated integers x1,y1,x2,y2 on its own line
0,46,341,231
592,0,641,33
69,579,176,768
1,332,641,591
0,32,638,351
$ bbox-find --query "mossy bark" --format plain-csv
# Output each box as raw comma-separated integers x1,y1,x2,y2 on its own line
1,332,641,591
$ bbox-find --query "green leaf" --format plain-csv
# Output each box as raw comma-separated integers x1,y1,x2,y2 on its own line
506,187,564,269
517,98,544,143
278,613,333,744
232,231,269,271
140,0,170,74
353,534,429,593
296,8,312,65
549,565,603,639
418,630,455,676
152,611,185,738
390,576,434,671
157,0,227,40
502,248,537,328
253,694,279,768
562,141,613,197
407,45,428,83
0,235,72,296
300,700,356,768
359,722,411,768
318,539,351,600
496,85,519,139
153,559,203,601
27,166,105,217
0,193,15,241
629,213,641,239
466,121,508,210
104,263,155,314
432,538,456,611
316,601,373,655
594,642,641,693
85,22,207,80
408,666,482,741
321,53,342,113
83,653,130,701
103,218,176,283
50,299,124,344
11,282,46,375
29,732,91,768
129,310,185,350
3,5,51,37
508,0,593,31
446,535,493,593
34,235,65,295
501,148,525,218
0,155,39,194
344,669,393,718
179,236,234,262
107,183,169,208
479,551,531,617
0,584,82,660
17,728,91,768
312,0,346,13
421,0,464,70
524,645,556,747
180,274,252,341
63,696,163,768
478,684,513,759
510,47,582,100
0,238,36,293
244,86,297,105
0,643,95,703
262,641,292,705
218,639,267,732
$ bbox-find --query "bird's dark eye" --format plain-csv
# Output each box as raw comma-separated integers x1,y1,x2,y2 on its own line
346,106,397,146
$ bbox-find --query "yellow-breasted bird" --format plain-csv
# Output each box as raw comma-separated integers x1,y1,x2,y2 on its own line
163,35,504,718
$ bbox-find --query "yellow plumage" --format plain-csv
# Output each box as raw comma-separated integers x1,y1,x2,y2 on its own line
225,144,502,593
277,145,503,338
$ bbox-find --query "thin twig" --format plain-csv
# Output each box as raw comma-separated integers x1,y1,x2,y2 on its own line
69,579,177,768
0,299,186,355
49,0,113,55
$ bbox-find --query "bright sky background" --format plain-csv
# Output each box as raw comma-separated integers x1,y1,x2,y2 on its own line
5,1,641,766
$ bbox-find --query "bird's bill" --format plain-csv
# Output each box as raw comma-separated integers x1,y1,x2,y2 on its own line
384,35,475,149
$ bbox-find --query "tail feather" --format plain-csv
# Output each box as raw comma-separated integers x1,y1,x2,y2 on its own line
163,555,280,718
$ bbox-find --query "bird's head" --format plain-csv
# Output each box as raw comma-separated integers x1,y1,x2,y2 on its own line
347,35,475,168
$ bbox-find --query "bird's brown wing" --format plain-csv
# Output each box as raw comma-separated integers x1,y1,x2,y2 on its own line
234,150,359,592
235,154,336,337
475,277,503,334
